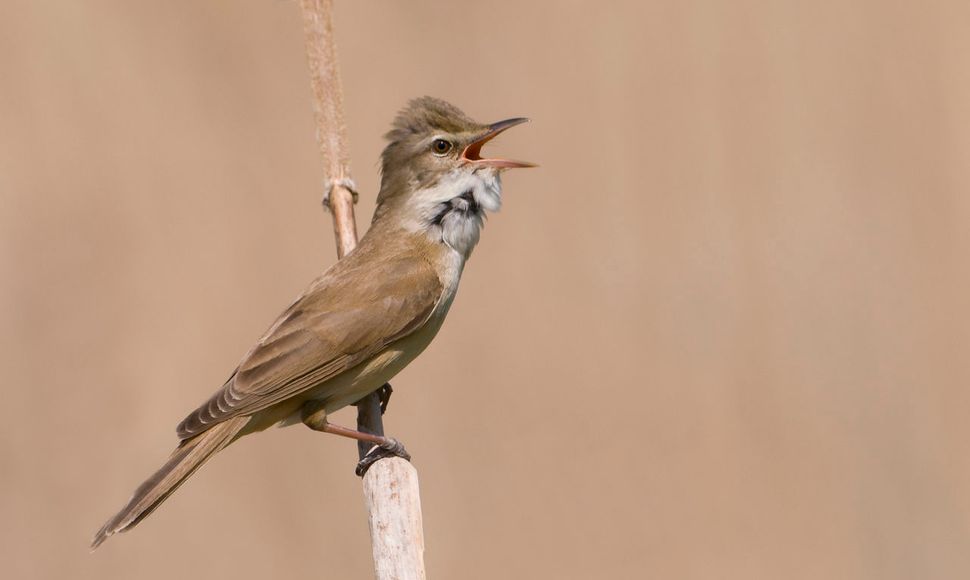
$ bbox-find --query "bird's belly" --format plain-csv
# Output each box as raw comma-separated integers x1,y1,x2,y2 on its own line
313,344,417,414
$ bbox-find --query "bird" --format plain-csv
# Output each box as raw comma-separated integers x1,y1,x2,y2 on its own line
91,97,533,549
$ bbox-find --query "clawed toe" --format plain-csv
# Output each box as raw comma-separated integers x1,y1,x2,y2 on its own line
379,437,410,459
355,438,411,477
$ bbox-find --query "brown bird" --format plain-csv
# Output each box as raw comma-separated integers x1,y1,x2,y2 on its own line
92,97,533,548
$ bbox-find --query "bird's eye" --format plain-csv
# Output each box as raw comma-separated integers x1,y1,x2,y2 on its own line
431,139,453,155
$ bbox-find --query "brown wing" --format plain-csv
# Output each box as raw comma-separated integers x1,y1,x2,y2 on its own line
176,252,443,440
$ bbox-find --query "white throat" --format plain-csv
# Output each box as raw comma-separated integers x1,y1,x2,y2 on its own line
407,169,502,258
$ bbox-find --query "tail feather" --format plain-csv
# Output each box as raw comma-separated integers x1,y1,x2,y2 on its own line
91,416,249,549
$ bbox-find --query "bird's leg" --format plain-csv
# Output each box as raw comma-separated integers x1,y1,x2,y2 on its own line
301,400,410,477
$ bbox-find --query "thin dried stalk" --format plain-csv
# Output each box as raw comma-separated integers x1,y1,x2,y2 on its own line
299,0,358,258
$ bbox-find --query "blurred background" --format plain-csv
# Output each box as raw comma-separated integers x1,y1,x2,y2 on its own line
2,1,969,578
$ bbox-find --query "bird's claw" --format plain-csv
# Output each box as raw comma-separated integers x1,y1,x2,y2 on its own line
355,438,411,477
377,383,393,415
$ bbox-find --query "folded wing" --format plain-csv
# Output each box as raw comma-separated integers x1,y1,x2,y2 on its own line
176,253,442,440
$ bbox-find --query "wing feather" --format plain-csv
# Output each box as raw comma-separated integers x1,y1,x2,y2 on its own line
176,252,442,440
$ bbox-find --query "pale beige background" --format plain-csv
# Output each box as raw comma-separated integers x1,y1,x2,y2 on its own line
2,1,969,579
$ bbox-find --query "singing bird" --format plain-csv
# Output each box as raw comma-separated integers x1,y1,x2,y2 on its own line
92,97,533,548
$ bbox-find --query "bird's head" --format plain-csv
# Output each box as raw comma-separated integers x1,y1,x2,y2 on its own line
374,97,533,256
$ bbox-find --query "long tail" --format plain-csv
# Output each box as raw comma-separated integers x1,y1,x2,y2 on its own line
91,416,249,549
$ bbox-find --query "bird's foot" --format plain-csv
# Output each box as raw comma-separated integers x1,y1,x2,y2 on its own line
355,437,411,477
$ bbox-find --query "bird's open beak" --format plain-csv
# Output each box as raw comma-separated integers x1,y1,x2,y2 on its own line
461,118,536,169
